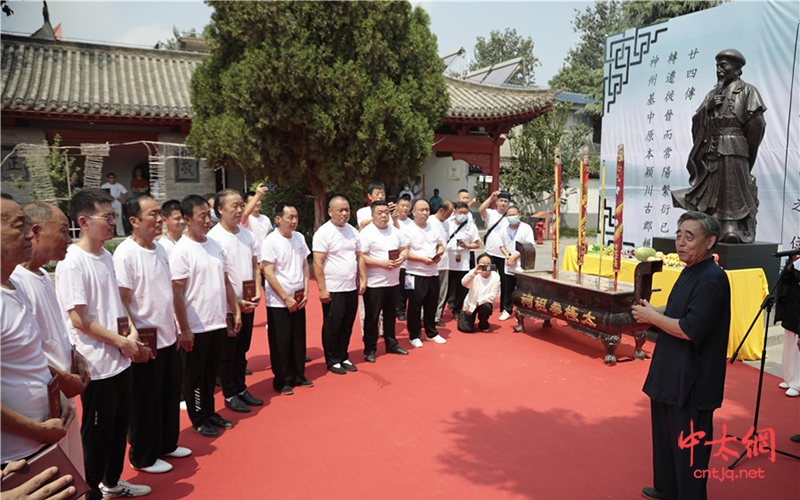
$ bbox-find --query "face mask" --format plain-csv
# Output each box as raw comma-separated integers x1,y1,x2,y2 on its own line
403,186,410,191
507,215,520,226
455,214,468,223
210,211,220,223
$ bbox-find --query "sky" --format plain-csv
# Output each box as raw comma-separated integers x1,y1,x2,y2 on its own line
0,0,593,86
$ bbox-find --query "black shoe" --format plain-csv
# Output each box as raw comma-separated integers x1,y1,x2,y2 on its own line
341,360,358,372
479,323,490,332
224,395,251,413
641,487,668,500
329,364,347,375
295,379,314,388
397,313,406,322
435,321,446,327
239,390,263,406
305,356,312,363
245,368,253,376
215,376,221,387
279,385,294,395
791,434,800,443
193,422,220,437
365,353,376,363
207,415,234,429
387,346,409,355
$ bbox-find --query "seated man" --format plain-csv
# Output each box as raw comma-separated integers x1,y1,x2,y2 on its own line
458,253,501,333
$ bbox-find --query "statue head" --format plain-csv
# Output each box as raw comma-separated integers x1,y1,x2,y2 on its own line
715,49,745,84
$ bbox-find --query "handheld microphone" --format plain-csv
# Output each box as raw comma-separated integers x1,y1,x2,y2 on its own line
773,248,800,258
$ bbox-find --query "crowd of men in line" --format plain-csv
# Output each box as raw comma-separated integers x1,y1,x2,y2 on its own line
0,182,540,499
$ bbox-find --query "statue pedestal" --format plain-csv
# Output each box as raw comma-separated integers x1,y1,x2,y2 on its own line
653,237,780,289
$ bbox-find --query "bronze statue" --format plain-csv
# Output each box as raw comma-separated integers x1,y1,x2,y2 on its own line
672,49,766,243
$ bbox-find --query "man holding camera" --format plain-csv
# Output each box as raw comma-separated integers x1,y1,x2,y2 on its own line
458,253,501,333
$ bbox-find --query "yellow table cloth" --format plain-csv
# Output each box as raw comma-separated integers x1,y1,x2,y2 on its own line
561,246,767,360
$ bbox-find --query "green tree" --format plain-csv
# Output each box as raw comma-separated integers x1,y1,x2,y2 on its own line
187,1,449,229
470,28,539,86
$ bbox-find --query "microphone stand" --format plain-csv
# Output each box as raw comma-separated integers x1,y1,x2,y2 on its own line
727,263,800,469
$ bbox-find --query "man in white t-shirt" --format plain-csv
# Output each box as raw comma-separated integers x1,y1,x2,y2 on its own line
208,189,263,412
429,200,454,326
313,196,364,375
1,198,70,467
156,199,184,258
450,189,478,268
100,172,128,236
444,202,482,320
499,205,536,320
479,190,512,320
458,253,502,333
393,194,414,321
411,176,424,201
261,201,312,395
115,194,192,474
242,185,274,252
356,182,387,229
11,202,88,475
170,195,241,438
55,188,150,499
402,199,447,348
359,200,410,362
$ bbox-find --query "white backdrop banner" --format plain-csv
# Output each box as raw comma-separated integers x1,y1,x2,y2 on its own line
601,0,799,251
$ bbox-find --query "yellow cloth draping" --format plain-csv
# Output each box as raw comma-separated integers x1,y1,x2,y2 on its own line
561,246,766,360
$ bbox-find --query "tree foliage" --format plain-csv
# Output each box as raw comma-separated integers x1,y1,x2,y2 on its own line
470,28,539,86
1,0,13,17
187,1,449,229
549,0,726,118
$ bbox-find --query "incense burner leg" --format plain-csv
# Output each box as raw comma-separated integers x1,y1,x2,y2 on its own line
600,333,621,366
542,319,552,328
633,331,647,360
513,310,525,333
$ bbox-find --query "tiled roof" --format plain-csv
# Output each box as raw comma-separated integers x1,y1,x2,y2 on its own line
1,35,202,121
1,35,556,125
445,75,556,124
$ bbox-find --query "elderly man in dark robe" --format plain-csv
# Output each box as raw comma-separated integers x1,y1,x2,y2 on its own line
672,49,766,244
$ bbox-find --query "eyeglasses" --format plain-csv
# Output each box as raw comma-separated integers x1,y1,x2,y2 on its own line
88,213,118,224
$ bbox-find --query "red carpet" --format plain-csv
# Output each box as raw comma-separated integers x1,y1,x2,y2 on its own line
114,285,799,499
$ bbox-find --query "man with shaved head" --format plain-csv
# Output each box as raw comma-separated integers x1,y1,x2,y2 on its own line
313,196,365,375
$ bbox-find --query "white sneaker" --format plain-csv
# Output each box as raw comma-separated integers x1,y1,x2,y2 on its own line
779,382,790,389
179,400,187,411
133,458,172,474
498,311,511,321
429,335,447,344
410,338,423,348
786,388,800,397
164,446,192,458
100,479,152,498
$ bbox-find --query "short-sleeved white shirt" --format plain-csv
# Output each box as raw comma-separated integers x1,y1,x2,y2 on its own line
100,182,127,208
396,217,414,269
157,235,178,258
261,230,310,308
11,267,72,372
208,223,258,304
427,216,450,271
482,208,509,258
113,238,177,349
312,220,359,293
359,223,408,288
356,206,372,228
169,236,228,333
1,286,51,462
243,214,273,248
445,221,480,272
55,245,131,380
402,221,443,277
503,222,536,274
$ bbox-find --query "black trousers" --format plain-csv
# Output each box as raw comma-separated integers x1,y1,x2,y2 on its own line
407,274,439,340
458,303,493,333
650,400,714,500
363,285,400,354
129,345,181,468
321,290,358,367
220,311,255,398
447,270,469,315
181,328,225,427
397,268,408,316
503,272,517,314
267,306,308,390
81,368,131,500
490,255,510,313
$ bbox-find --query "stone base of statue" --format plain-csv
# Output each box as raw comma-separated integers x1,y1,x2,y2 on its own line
653,237,780,289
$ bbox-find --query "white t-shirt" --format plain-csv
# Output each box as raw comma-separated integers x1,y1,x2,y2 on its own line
100,182,127,208
356,206,372,228
113,238,177,349
482,208,509,258
10,267,72,373
396,217,414,270
461,271,501,314
169,236,228,333
402,221,443,277
261,230,310,308
55,245,130,380
312,220,360,293
445,221,480,272
243,213,273,248
359,223,408,288
208,224,258,304
503,222,536,274
427,216,450,271
157,235,178,258
1,286,52,462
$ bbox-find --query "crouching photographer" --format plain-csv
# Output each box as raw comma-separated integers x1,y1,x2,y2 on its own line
458,253,501,333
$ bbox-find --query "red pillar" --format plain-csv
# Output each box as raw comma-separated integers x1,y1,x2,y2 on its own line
489,133,500,196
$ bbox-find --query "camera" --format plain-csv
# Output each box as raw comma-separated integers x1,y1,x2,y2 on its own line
387,195,398,204
481,263,496,272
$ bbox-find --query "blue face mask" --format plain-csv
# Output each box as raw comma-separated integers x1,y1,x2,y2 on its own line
210,210,220,223
507,215,520,226
455,214,468,223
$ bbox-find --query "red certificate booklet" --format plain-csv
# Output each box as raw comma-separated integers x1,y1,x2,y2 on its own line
0,444,90,499
388,249,401,261
242,280,256,302
117,317,130,337
138,327,157,359
294,290,305,303
47,374,61,419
